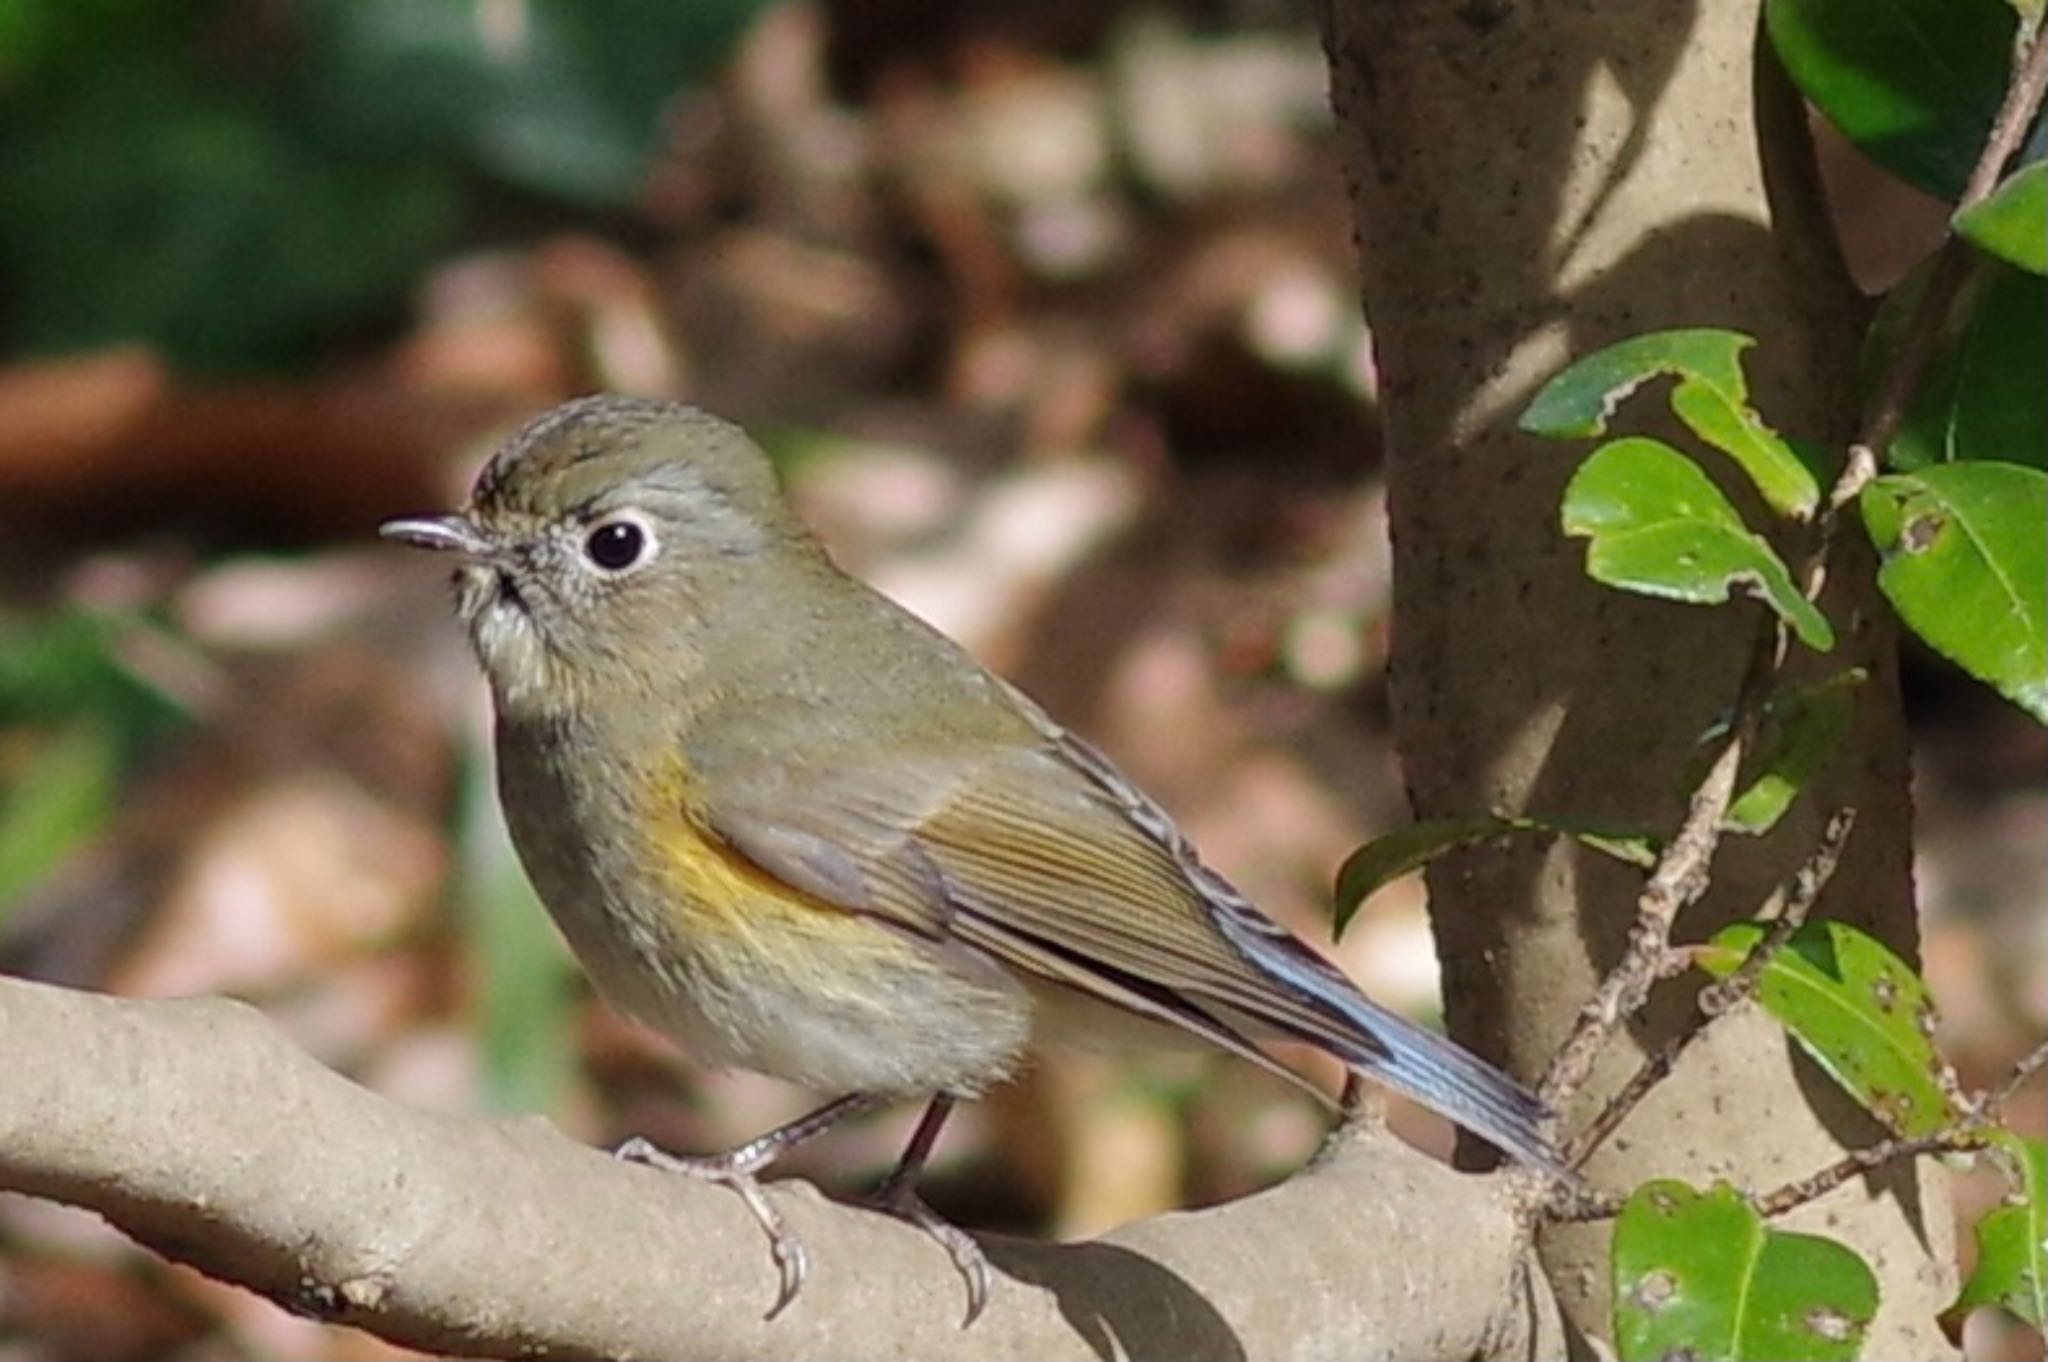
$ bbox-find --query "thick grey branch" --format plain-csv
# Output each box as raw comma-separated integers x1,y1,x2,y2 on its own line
0,975,1565,1361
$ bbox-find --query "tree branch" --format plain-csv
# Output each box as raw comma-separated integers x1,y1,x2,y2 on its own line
0,974,1566,1361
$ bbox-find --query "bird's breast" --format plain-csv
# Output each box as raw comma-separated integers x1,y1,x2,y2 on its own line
495,724,1031,1094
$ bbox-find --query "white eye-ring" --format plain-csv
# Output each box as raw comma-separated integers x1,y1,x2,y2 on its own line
581,512,657,573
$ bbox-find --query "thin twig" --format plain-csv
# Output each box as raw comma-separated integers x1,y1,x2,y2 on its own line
1544,21,2048,1215
1549,1183,1627,1223
1755,1020,2047,1218
1536,739,1742,1113
1961,28,2048,208
1554,1127,1983,1224
1556,1035,2048,1224
1984,1039,2048,1114
1542,23,2048,1144
1856,29,2048,461
1758,1037,2048,1217
1561,808,1857,1167
1538,623,1781,1116
1752,1129,1987,1217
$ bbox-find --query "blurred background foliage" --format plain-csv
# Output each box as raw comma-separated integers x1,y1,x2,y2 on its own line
0,3,2038,1358
0,0,761,370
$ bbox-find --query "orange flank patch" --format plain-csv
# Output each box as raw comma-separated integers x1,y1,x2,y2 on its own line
633,754,874,959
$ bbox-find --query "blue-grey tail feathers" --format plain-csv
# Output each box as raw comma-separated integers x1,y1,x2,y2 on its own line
1328,991,1569,1179
1209,910,1567,1177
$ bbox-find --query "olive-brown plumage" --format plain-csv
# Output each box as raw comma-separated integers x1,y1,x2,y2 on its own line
382,395,1562,1323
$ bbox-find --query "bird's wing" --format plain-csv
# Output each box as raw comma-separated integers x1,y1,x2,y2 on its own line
688,724,1379,1085
689,702,1562,1174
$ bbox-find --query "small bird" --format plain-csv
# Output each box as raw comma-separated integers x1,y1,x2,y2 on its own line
382,396,1562,1323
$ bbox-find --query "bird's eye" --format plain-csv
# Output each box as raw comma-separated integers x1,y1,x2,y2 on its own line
584,518,650,572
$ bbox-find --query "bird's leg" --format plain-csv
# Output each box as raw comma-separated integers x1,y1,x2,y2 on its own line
866,1094,991,1327
616,1091,885,1319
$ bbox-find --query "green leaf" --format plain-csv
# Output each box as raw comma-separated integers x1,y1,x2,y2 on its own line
1562,438,1835,650
1522,329,1821,518
1725,671,1864,835
1331,815,1657,938
1766,0,2014,201
1613,1180,1878,1361
1883,266,2048,473
1860,463,2048,723
0,721,119,924
1947,1132,2048,1328
1955,163,2048,275
1696,921,1962,1138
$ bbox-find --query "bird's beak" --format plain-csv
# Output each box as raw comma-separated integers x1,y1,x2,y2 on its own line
379,513,495,558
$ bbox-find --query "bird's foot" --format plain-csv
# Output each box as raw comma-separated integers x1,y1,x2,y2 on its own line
867,1172,990,1328
615,1136,808,1319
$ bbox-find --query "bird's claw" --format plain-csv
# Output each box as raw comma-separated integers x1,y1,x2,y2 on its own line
615,1136,809,1320
869,1176,991,1328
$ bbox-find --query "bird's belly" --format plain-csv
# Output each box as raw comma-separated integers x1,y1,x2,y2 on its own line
514,777,1033,1098
639,912,1032,1097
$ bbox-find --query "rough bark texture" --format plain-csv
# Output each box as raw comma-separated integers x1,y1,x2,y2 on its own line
1317,1,1952,1353
0,975,1568,1361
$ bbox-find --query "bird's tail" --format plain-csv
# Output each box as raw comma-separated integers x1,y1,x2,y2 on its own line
1206,908,1568,1178
1324,988,1568,1180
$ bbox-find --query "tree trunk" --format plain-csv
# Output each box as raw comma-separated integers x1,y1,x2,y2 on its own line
1317,1,1953,1353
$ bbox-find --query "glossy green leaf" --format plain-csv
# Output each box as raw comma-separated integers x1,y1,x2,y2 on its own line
1697,921,1962,1137
1955,163,2048,275
1947,1132,2048,1328
0,721,118,924
1332,815,1658,938
1766,0,2014,201
1860,463,2048,723
1725,671,1864,835
1613,1180,1878,1361
1522,329,1820,518
1879,266,2048,473
1562,439,1834,650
